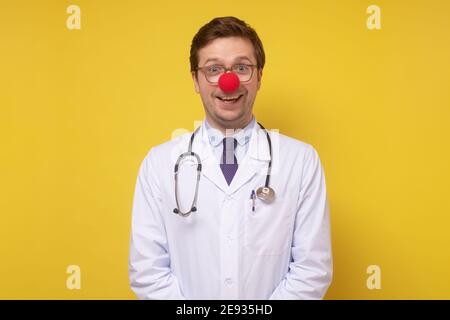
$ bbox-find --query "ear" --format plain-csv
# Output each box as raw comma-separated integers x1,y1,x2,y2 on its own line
192,71,200,93
256,68,263,90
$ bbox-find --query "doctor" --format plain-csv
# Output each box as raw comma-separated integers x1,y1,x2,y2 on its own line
129,16,332,299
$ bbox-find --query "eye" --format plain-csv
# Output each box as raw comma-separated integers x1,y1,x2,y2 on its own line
235,64,249,73
207,65,222,74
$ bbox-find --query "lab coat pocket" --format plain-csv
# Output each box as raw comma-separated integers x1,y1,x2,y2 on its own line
244,196,296,256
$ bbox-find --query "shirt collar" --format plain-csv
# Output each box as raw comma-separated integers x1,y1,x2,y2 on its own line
204,116,256,148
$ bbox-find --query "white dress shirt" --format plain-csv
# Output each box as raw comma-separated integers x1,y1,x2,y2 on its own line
204,116,255,165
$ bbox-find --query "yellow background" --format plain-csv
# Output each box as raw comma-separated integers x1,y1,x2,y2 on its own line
1,0,449,299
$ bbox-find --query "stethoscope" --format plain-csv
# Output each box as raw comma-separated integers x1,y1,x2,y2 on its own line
173,121,276,217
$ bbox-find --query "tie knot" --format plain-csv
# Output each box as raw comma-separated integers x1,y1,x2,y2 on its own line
222,137,237,151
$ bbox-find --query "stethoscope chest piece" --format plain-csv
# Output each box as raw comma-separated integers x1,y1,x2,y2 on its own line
256,186,276,203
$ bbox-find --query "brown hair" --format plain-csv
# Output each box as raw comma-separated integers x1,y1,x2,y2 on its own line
190,16,265,73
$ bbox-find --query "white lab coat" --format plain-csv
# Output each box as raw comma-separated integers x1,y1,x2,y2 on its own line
129,119,332,299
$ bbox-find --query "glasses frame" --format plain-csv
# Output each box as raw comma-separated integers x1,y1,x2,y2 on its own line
196,63,258,84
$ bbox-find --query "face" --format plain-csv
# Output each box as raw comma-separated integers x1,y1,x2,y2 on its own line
192,36,263,133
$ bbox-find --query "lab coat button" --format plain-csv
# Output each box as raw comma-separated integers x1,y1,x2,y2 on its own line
225,278,233,286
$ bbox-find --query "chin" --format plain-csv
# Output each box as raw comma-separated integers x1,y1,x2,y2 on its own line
216,109,248,123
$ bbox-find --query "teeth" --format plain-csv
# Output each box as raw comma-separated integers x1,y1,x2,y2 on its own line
219,95,240,100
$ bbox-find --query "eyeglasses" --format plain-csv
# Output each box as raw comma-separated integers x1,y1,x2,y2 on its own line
196,64,258,84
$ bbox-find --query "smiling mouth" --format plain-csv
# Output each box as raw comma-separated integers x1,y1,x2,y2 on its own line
216,94,243,104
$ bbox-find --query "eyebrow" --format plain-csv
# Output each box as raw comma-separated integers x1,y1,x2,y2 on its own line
203,56,253,65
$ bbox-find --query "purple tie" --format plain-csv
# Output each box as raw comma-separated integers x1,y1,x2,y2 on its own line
220,137,238,185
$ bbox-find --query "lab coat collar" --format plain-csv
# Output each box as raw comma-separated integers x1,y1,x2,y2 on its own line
192,117,271,195
204,116,255,148
197,117,271,162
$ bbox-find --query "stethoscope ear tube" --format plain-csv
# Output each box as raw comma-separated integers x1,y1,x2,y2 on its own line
256,122,275,203
173,127,202,217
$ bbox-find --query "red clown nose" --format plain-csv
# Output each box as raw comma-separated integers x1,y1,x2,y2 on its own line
218,72,240,93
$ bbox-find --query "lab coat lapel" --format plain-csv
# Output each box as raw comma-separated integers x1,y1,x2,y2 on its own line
193,123,230,194
227,122,271,195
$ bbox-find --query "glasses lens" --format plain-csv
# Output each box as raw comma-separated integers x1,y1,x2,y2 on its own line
204,65,224,83
232,64,253,82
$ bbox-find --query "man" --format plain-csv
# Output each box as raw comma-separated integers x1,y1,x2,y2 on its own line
129,16,332,299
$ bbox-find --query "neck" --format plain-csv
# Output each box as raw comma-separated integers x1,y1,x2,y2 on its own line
206,115,253,136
